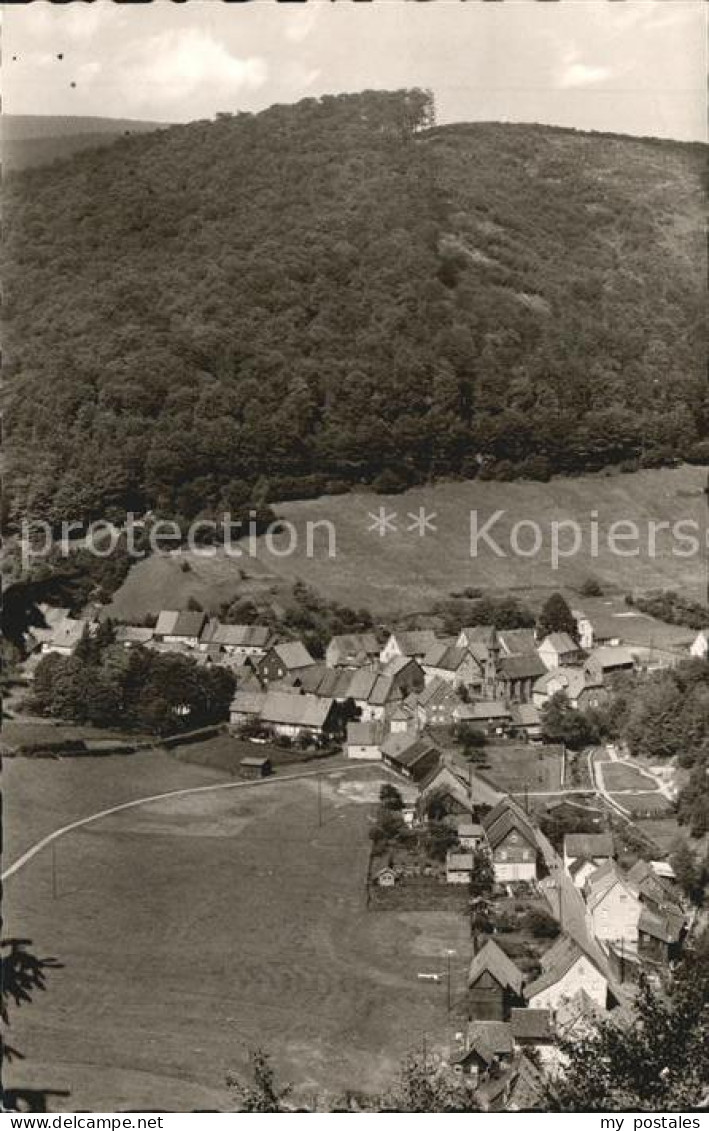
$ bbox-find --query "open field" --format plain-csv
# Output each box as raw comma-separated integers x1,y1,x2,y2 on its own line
480,743,563,795
171,731,342,775
105,467,707,618
4,765,469,1111
637,818,683,855
601,762,659,793
611,792,675,818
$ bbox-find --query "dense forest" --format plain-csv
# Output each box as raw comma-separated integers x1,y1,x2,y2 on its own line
4,89,707,529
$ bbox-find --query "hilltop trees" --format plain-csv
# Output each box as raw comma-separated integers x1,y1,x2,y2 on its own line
4,93,705,528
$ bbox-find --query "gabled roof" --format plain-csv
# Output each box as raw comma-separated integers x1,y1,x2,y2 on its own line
457,700,512,721
346,667,380,702
457,820,483,837
627,860,682,909
468,939,525,995
564,833,614,860
533,666,599,700
383,654,422,678
417,676,458,709
540,632,578,653
230,689,268,715
269,641,315,670
586,646,635,670
584,861,639,913
116,625,155,645
346,720,382,747
509,703,541,728
369,674,401,707
509,1008,553,1042
459,624,498,649
525,935,598,1000
497,655,547,681
386,630,437,656
468,1020,514,1056
261,690,333,728
447,851,474,871
327,633,379,661
382,734,439,772
209,623,273,648
172,610,208,637
638,907,685,944
155,610,180,636
482,798,538,852
422,642,474,672
497,629,538,657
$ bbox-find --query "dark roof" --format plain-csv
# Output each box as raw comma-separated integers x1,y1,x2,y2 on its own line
497,655,547,681
509,1008,553,1042
498,629,538,656
468,1020,514,1056
240,755,270,767
564,833,614,860
525,935,597,1000
638,907,685,944
271,641,315,669
468,939,524,995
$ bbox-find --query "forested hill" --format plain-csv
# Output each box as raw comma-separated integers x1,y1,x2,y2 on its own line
4,90,706,528
2,115,165,171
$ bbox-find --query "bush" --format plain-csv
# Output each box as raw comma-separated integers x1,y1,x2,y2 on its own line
684,440,709,465
524,906,560,938
579,576,603,598
372,468,409,495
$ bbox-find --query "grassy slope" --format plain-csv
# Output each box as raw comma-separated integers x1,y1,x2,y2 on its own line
4,769,467,1110
105,466,706,620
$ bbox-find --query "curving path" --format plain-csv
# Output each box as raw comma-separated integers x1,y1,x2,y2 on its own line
2,763,371,883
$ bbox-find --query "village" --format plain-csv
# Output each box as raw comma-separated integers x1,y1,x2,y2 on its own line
12,588,704,1111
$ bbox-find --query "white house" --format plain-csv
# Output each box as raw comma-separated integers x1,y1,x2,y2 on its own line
421,641,482,688
584,861,642,947
154,609,208,649
538,633,582,671
345,720,383,760
690,629,709,660
200,622,274,658
379,630,437,665
525,936,610,1013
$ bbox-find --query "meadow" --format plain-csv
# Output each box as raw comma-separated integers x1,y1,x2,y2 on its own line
4,763,469,1111
107,467,707,620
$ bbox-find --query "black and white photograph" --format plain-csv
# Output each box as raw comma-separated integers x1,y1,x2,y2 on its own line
1,0,708,1117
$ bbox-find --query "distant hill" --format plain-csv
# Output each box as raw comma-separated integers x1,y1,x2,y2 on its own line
3,91,706,528
2,115,166,170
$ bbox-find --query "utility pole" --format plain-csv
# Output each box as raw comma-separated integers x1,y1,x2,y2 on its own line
446,949,455,1013
317,773,323,829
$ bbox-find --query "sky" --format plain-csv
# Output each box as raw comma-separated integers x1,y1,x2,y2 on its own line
3,0,707,142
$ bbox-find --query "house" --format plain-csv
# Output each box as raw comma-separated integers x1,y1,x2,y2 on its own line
509,1008,553,1052
345,720,383,761
37,616,95,656
626,859,683,915
28,604,72,652
154,609,208,648
446,850,474,884
229,689,268,728
497,629,538,657
467,939,525,1020
584,861,642,946
416,758,501,822
482,799,540,882
201,622,274,658
345,668,404,722
381,655,425,696
637,907,685,966
574,611,621,652
584,646,635,683
525,934,611,1012
453,700,512,736
457,819,484,850
115,624,155,648
532,667,606,712
538,633,583,671
689,629,709,660
563,832,614,889
452,1020,515,1077
414,678,460,729
421,641,482,688
508,703,542,742
257,642,315,685
379,629,437,665
260,690,336,740
388,699,419,734
239,755,272,780
380,733,441,782
494,655,547,703
326,633,380,669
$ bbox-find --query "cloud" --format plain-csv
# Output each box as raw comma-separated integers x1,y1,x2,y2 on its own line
284,6,321,44
123,29,268,109
559,61,612,89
